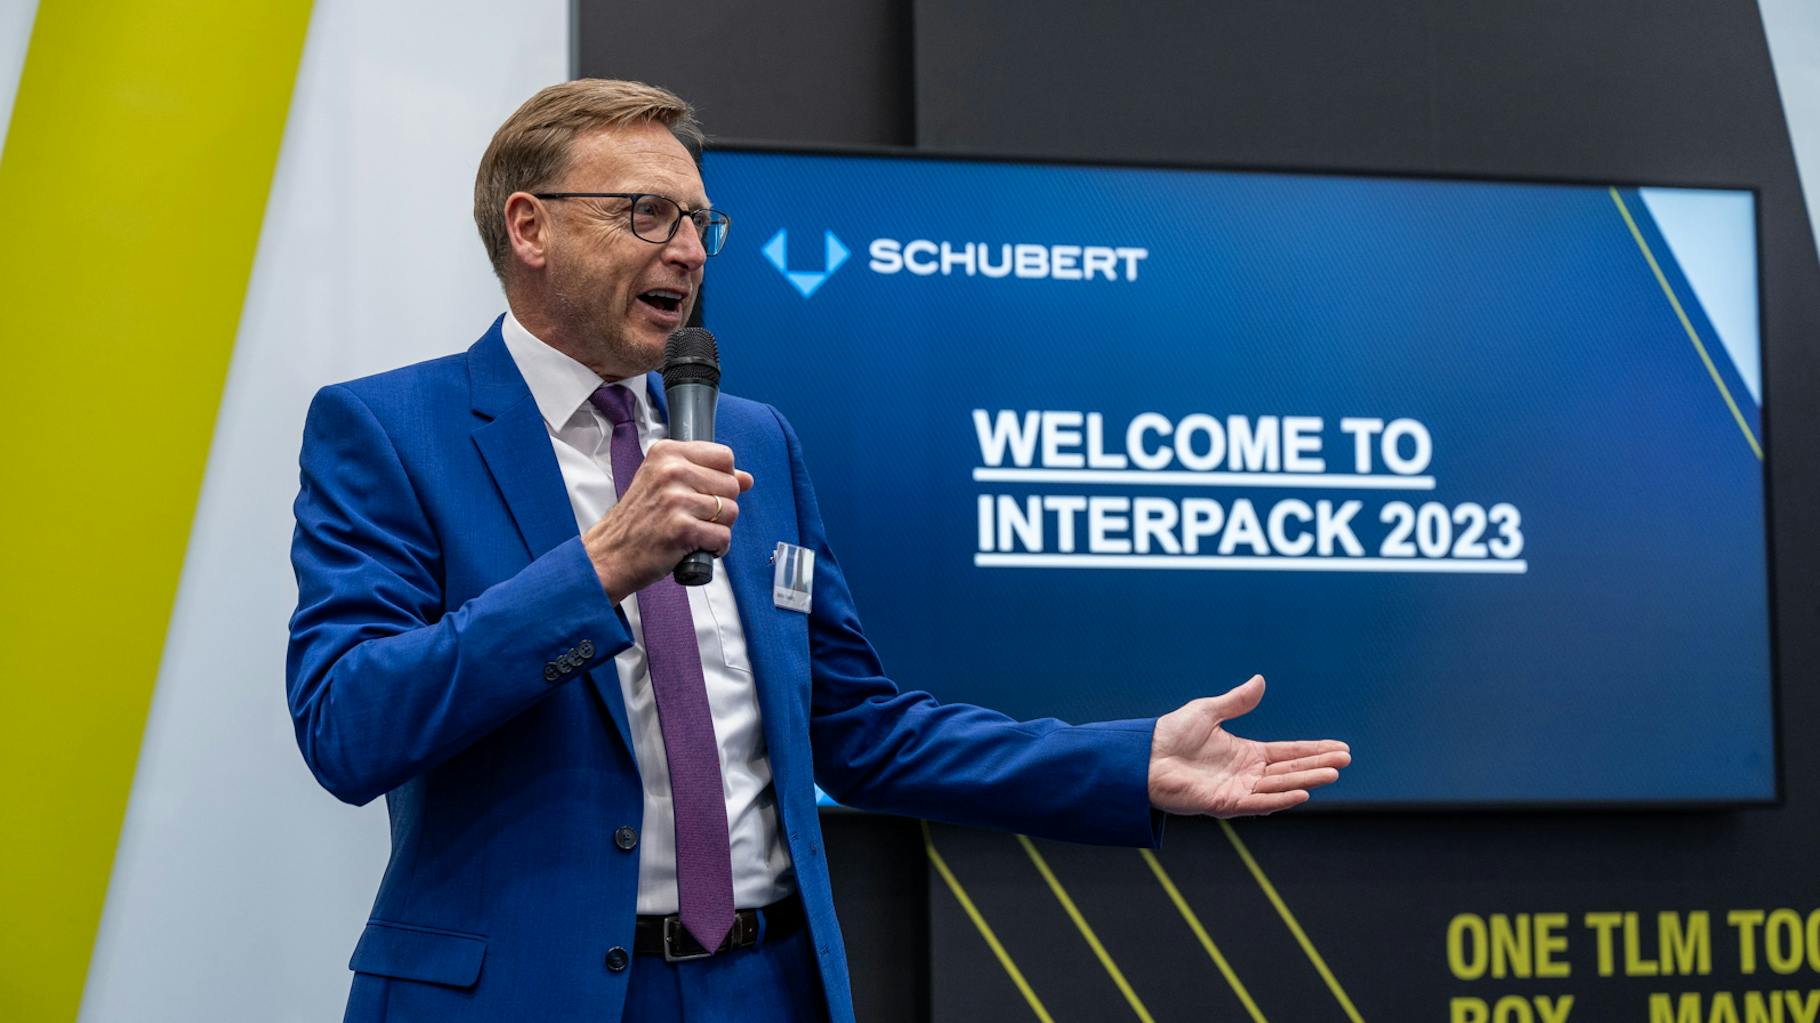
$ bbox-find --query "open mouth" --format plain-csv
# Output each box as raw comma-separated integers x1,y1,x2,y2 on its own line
638,289,687,314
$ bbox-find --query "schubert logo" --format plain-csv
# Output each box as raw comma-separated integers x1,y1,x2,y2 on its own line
869,239,1148,281
763,228,850,298
760,228,1151,297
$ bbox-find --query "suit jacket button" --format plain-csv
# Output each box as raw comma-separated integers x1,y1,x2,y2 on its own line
543,663,560,683
578,639,595,659
605,946,629,972
614,826,638,851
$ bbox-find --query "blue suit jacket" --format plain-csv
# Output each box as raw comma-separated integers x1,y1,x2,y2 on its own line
287,317,1161,1022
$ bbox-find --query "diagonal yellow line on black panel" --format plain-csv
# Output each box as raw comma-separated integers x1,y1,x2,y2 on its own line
1139,849,1271,1023
1016,835,1158,1023
922,822,1057,1023
1608,186,1763,461
1221,821,1367,1023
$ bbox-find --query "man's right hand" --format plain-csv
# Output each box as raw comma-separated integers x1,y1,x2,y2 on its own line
584,440,754,604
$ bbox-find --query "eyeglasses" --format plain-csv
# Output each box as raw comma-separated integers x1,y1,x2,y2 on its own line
532,192,731,256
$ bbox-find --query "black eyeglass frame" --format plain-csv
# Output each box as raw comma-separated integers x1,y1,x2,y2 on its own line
532,192,731,255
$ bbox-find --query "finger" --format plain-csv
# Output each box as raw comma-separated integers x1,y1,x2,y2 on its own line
1221,789,1310,817
1253,767,1340,794
637,448,735,499
1261,739,1350,761
685,520,733,554
673,440,736,472
669,462,743,500
736,469,754,492
700,492,742,527
1264,750,1352,776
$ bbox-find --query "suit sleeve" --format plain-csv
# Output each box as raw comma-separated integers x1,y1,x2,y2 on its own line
773,408,1163,848
286,384,631,806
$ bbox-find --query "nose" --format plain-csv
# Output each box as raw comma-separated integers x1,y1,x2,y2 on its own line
664,216,708,272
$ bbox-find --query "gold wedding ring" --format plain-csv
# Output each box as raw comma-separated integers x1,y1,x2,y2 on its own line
708,494,724,524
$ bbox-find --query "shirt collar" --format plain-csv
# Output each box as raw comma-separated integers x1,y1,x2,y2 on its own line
500,310,649,430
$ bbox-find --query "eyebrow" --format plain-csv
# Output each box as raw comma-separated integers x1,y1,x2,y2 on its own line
627,188,713,209
556,190,715,213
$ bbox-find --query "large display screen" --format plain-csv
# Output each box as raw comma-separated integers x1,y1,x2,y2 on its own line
699,148,1773,806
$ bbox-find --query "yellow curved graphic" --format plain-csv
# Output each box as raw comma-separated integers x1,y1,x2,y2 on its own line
0,2,312,1017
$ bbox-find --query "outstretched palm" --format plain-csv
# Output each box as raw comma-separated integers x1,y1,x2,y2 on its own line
1148,675,1351,817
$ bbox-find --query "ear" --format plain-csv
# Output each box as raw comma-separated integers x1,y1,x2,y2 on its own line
503,192,550,273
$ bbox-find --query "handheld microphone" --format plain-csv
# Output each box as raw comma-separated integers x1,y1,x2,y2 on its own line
663,327,721,586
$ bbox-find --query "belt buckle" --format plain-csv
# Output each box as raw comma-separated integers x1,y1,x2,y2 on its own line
662,917,715,962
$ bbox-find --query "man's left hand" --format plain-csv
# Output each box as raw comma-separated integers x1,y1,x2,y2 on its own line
1148,675,1351,817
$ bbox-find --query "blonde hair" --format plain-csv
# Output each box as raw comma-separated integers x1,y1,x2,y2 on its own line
473,78,704,280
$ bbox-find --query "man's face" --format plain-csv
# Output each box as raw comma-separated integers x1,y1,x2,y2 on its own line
539,121,709,377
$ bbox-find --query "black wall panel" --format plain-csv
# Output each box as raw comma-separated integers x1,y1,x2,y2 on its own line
575,0,914,146
915,2,1437,169
911,1,1803,187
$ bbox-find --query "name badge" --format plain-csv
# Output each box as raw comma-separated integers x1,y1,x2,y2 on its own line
772,542,814,614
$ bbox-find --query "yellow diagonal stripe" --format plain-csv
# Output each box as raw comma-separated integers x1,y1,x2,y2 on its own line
1221,821,1366,1022
1608,186,1763,461
922,822,1056,1023
1140,849,1270,1023
0,2,313,1018
1017,835,1157,1023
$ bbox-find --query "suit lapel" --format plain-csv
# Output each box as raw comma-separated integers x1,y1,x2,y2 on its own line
472,403,580,562
468,320,635,754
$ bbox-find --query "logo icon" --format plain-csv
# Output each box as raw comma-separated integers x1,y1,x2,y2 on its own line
762,228,850,298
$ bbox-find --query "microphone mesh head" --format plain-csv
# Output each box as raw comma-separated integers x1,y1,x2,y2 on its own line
662,327,720,389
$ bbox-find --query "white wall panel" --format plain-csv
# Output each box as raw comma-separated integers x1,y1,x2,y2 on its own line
81,3,567,1019
1761,0,1820,262
0,0,39,158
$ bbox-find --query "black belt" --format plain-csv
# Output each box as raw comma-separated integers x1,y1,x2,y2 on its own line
634,894,805,962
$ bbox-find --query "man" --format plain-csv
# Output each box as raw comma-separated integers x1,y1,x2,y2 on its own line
288,79,1350,1023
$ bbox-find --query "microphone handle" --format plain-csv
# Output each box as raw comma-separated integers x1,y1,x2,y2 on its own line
666,380,719,586
674,550,715,586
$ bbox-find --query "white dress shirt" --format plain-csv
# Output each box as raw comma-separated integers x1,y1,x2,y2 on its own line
501,311,794,914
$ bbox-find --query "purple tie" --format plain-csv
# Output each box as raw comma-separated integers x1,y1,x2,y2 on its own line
588,384,735,951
